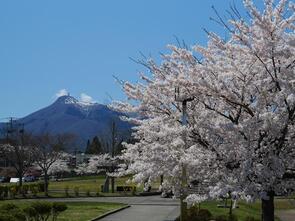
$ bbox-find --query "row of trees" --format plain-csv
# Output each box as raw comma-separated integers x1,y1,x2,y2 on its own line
111,1,295,221
84,136,124,155
0,133,73,195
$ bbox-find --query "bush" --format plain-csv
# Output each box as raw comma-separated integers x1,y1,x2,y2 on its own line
31,201,52,221
37,182,45,192
132,186,136,195
11,209,26,221
96,188,100,197
30,186,38,197
0,201,68,221
64,186,69,197
0,203,19,211
215,215,228,221
0,204,25,221
187,205,199,220
52,202,67,221
186,206,212,221
228,214,238,221
198,209,212,221
9,186,17,198
86,189,91,197
244,216,259,221
74,187,79,197
23,206,38,220
21,185,29,196
0,213,16,221
0,182,45,200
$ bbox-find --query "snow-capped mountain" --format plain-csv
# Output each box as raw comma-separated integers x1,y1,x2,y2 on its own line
1,95,132,151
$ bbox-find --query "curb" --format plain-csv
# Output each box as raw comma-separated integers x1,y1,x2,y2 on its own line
89,205,131,221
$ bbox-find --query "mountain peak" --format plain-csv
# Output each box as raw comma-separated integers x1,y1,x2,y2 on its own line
55,95,97,107
0,95,132,151
55,95,79,105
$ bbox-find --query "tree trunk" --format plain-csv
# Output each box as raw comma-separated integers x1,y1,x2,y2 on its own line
111,177,115,193
103,176,110,193
261,191,274,221
229,199,233,215
44,171,49,196
18,172,23,195
18,173,23,188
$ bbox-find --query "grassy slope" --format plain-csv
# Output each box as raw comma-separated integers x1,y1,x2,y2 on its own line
200,199,295,221
0,200,125,221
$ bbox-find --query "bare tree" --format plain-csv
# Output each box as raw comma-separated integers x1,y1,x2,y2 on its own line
0,132,34,189
32,133,75,196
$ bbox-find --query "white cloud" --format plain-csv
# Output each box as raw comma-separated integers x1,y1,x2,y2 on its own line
56,89,69,98
80,93,95,103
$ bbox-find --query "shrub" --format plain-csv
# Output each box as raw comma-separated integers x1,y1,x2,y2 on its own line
96,188,100,197
64,186,69,197
0,203,19,211
11,209,26,221
52,202,67,221
0,213,16,221
132,186,136,195
21,185,29,196
37,182,45,192
198,209,212,221
215,215,228,221
31,201,52,221
228,214,238,221
186,206,212,221
74,187,79,197
86,189,91,197
2,186,9,198
244,216,259,221
187,205,199,220
23,206,38,220
0,204,25,221
9,186,17,199
30,186,38,197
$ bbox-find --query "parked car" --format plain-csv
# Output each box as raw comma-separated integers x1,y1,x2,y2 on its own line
10,178,20,183
0,176,11,183
23,176,36,182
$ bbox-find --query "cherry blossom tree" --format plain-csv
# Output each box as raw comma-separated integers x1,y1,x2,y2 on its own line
112,1,295,221
75,153,118,192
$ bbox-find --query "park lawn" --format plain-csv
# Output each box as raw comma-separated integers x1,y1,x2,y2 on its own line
48,175,161,195
57,202,125,221
48,175,136,193
200,198,295,221
0,200,125,221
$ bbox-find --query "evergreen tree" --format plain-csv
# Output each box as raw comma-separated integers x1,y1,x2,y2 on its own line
85,136,103,154
84,139,91,154
91,136,103,154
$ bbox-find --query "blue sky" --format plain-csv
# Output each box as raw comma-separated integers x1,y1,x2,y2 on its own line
0,0,263,119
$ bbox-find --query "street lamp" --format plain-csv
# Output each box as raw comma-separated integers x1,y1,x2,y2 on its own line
175,87,194,221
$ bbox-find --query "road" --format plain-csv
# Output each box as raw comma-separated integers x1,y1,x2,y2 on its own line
45,195,180,221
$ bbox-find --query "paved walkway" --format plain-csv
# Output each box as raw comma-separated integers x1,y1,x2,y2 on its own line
276,210,295,221
40,196,180,221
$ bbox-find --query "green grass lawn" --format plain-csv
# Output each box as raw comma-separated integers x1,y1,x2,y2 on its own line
198,198,295,221
47,175,161,196
57,202,125,221
0,200,125,221
49,175,131,192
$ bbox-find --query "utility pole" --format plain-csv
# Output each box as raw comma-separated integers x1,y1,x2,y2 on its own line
175,87,194,221
111,121,116,193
